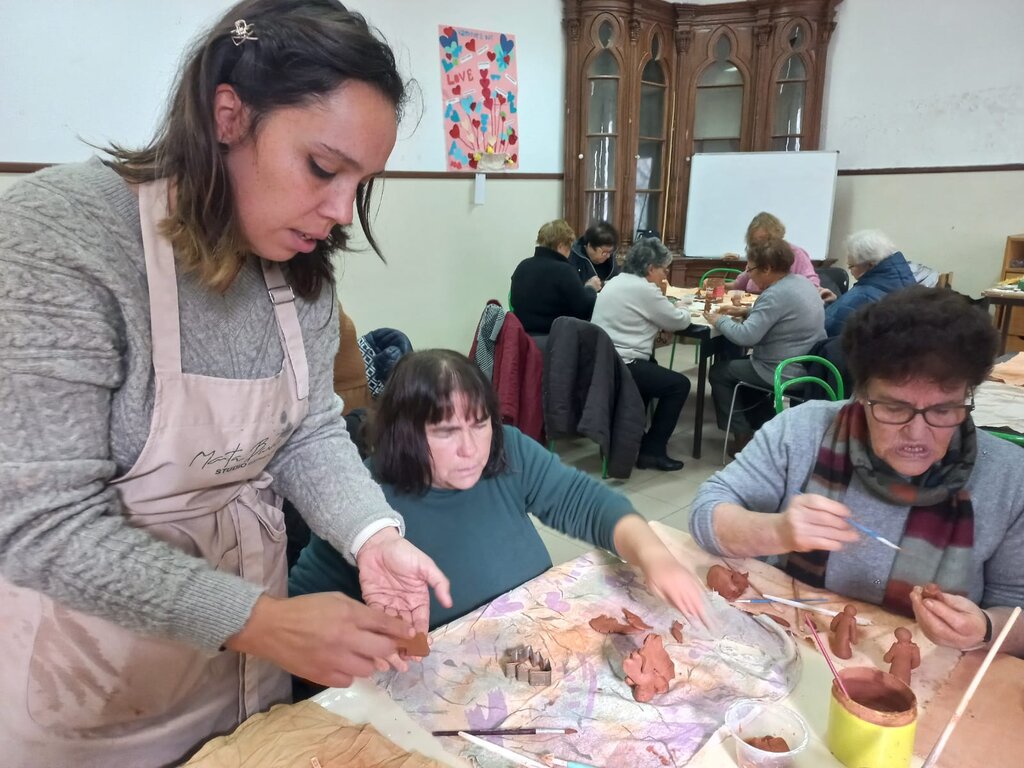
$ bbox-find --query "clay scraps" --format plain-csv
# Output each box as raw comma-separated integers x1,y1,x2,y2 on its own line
398,632,430,659
502,645,552,687
622,634,675,703
706,564,749,601
921,583,943,601
744,735,791,753
670,620,684,643
589,607,653,634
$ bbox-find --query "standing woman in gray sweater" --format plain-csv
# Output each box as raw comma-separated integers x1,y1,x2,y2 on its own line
0,2,451,765
704,238,826,453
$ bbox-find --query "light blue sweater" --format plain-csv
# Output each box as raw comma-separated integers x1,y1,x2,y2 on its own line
690,401,1024,609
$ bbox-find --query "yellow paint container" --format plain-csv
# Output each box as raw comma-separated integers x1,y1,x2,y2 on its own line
826,666,917,768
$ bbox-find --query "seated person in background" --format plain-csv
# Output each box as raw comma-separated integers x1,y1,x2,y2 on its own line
570,220,620,286
705,238,826,454
725,211,821,296
510,219,600,335
592,238,691,472
824,229,917,336
690,288,1024,656
290,349,707,630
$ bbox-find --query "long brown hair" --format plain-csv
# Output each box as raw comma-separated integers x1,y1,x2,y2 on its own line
103,0,406,298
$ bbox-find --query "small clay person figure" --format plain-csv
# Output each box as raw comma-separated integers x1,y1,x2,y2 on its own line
829,604,860,660
883,627,921,685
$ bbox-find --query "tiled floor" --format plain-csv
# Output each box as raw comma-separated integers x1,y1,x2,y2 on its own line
532,345,730,565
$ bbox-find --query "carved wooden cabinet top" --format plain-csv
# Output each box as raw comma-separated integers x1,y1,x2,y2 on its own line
563,0,843,256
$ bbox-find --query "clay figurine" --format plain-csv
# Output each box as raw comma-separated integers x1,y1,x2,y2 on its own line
828,604,860,660
622,634,674,703
921,582,943,601
883,627,921,685
706,564,749,601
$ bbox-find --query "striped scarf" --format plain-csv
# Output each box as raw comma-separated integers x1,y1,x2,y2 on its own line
786,401,976,616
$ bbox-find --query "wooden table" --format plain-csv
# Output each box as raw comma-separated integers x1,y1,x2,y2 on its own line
982,288,1024,355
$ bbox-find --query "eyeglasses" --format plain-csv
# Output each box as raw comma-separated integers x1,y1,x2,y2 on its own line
864,397,975,427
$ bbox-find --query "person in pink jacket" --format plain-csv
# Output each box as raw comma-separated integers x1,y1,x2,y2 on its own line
726,211,821,295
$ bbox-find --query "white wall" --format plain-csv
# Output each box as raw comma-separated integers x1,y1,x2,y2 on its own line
822,0,1024,169
0,0,564,172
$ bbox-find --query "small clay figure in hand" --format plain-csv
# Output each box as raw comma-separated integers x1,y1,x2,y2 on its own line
706,564,749,601
883,627,920,685
829,604,860,660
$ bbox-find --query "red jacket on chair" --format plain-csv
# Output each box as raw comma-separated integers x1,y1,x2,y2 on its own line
470,301,545,444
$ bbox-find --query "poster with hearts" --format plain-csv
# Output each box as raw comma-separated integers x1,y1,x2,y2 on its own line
438,25,519,171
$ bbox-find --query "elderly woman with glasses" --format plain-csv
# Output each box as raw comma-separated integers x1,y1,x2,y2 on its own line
690,287,1024,655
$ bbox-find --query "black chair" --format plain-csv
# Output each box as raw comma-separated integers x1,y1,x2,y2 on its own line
816,266,850,296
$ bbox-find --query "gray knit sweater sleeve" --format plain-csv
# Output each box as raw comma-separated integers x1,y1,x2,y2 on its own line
0,161,401,652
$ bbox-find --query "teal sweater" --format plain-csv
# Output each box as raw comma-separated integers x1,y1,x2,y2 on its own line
289,426,636,628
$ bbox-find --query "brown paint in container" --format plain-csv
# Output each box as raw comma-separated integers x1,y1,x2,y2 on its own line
827,667,917,768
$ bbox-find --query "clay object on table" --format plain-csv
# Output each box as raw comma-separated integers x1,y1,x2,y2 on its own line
828,604,860,660
589,607,652,635
705,564,749,601
622,634,675,703
397,632,430,658
670,620,684,643
744,735,791,753
502,645,552,686
883,627,921,685
921,582,943,601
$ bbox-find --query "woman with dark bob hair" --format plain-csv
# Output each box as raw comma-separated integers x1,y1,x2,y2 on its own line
291,349,707,632
691,287,1024,656
0,1,451,763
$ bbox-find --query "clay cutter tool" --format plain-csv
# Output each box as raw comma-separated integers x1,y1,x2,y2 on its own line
458,731,548,768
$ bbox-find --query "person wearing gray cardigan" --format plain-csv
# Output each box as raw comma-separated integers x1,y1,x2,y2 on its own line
704,238,825,450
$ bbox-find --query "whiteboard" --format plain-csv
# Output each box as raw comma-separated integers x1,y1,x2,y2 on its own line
683,151,839,261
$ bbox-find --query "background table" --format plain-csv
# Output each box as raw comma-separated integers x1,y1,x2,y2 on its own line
982,288,1024,355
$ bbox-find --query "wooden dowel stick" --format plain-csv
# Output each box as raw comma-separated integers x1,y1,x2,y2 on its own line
920,606,1021,768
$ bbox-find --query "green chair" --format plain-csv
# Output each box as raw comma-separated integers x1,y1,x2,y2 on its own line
667,267,743,371
985,429,1024,447
699,267,743,287
723,354,844,464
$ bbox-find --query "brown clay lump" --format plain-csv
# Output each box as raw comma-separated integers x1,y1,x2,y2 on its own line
706,564,749,600
590,607,653,635
623,634,674,703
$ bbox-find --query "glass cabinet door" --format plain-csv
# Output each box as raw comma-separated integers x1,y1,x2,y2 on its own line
585,21,619,225
772,25,809,150
634,35,666,236
693,36,744,154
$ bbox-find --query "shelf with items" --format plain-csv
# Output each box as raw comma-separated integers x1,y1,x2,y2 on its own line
997,234,1024,351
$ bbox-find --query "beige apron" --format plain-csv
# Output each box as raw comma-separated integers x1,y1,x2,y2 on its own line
0,179,310,767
